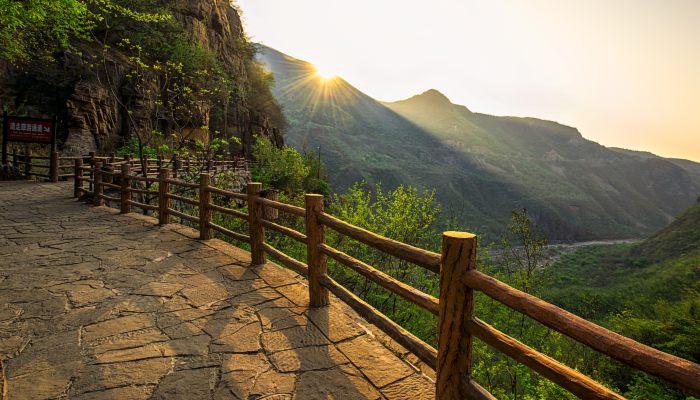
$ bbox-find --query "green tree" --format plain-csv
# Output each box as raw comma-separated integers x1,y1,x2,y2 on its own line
0,0,92,63
500,208,549,295
326,182,442,340
472,208,571,399
0,0,168,64
251,137,309,195
251,136,328,195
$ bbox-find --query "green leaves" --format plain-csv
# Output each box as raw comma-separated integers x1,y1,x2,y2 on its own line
0,0,170,64
323,181,441,341
251,137,313,195
0,0,91,63
500,208,549,294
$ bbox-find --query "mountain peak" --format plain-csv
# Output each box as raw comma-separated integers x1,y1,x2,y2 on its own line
388,88,473,113
415,89,451,103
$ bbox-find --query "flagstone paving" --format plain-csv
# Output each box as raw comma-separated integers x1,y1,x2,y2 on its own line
0,181,435,399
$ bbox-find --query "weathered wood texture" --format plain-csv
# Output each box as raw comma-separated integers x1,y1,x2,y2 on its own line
257,196,306,217
130,188,158,195
50,151,59,182
73,159,83,198
464,378,498,400
127,200,158,211
101,182,120,190
463,269,700,396
206,185,248,200
199,174,212,240
130,175,158,183
208,222,251,243
120,163,131,214
261,242,308,275
93,162,103,206
260,219,307,243
263,190,279,220
158,168,170,225
99,194,120,203
318,212,441,273
24,148,31,180
318,273,437,369
468,317,624,399
209,203,247,220
167,208,200,223
167,193,199,206
247,182,265,265
306,194,328,307
319,243,439,315
166,178,199,189
437,232,476,399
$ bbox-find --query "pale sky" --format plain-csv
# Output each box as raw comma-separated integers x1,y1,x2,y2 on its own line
236,0,700,162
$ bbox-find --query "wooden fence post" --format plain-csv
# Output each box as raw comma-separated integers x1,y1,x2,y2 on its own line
171,154,179,178
93,161,103,206
158,168,170,225
74,159,83,198
199,173,213,240
140,155,147,176
88,151,96,190
436,231,477,399
306,194,328,307
120,163,131,214
50,151,59,182
109,152,116,163
247,182,265,265
24,148,32,180
264,190,279,221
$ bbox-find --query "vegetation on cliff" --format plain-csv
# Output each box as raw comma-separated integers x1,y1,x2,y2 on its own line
0,0,284,157
545,200,700,355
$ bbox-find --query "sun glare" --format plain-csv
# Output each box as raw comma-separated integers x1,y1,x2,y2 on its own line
313,63,337,81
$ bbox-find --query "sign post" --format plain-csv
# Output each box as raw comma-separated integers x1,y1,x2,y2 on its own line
5,116,55,144
1,112,8,165
2,114,57,177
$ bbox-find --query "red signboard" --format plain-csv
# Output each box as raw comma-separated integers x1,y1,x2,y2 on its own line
5,116,55,144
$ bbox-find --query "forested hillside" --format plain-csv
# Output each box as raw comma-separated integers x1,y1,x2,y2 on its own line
541,200,700,398
258,45,700,242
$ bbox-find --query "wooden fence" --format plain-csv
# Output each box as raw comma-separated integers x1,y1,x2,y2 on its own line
7,148,249,182
69,163,699,400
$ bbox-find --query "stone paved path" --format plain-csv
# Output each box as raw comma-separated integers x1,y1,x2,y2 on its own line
0,181,435,399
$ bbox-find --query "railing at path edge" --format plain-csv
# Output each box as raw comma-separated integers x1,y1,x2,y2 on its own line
39,156,700,399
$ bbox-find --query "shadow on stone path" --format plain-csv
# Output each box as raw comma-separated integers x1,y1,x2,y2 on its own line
0,181,435,399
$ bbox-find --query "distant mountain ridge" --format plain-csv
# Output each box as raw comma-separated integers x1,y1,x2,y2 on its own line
257,45,700,241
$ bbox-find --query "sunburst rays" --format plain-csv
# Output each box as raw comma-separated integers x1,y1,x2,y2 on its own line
273,60,359,125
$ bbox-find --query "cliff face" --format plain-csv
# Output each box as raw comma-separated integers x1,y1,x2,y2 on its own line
0,0,283,156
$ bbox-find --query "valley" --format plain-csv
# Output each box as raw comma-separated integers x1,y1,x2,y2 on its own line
258,45,700,243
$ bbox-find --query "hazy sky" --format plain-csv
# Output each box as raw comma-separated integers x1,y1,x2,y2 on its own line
237,0,700,161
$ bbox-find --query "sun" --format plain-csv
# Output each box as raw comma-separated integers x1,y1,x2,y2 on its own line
313,63,337,81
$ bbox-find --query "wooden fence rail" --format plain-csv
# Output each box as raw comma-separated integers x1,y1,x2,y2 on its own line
65,163,700,399
6,149,250,182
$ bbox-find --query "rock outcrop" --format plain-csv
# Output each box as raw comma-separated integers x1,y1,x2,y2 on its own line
0,0,283,156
